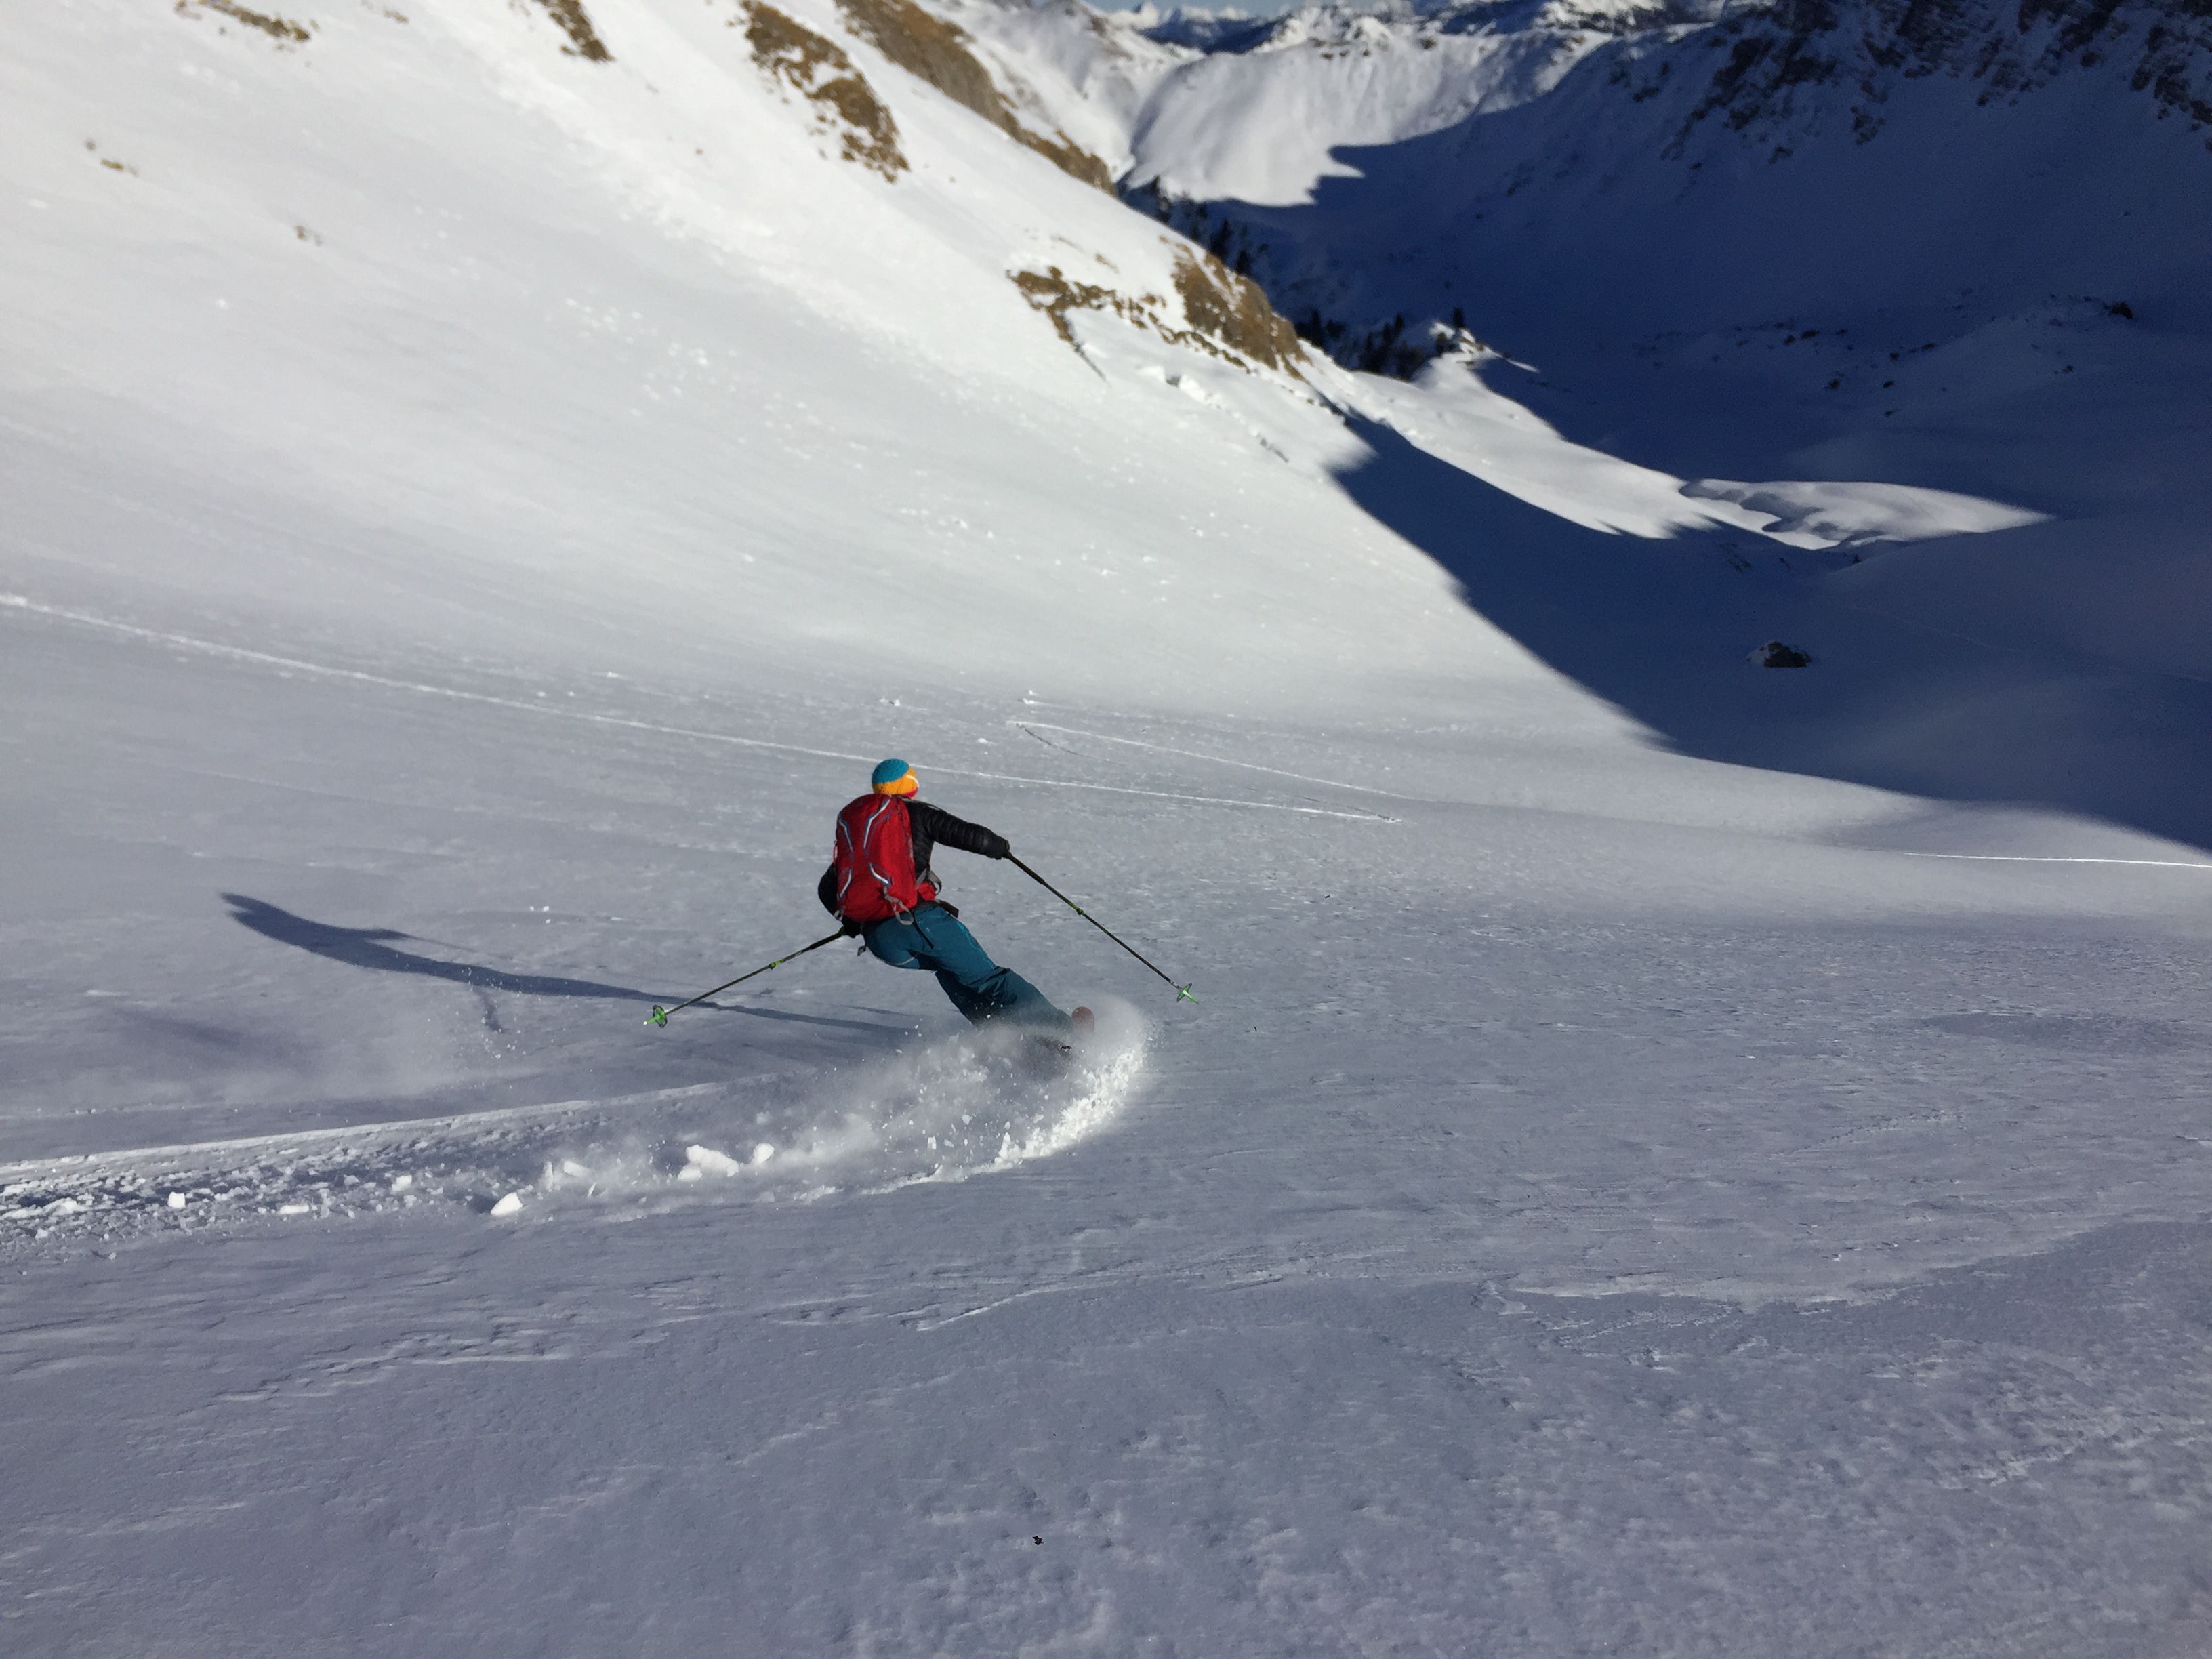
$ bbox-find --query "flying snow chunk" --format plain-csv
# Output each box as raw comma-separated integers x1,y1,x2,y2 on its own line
490,1192,524,1217
685,1144,743,1176
751,1143,776,1166
166,1191,186,1210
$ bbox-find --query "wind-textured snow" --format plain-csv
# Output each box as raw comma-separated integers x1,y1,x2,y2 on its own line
4,1,2211,1654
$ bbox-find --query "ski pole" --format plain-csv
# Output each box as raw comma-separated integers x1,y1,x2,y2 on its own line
644,928,848,1027
1006,855,1195,1002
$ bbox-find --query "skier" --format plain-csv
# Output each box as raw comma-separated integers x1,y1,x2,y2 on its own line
819,759,1091,1040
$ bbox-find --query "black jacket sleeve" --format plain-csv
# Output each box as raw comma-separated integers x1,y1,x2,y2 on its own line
907,799,1010,861
817,863,840,916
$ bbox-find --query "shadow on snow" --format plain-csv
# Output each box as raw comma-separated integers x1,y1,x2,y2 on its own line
1331,415,2212,851
220,894,890,1034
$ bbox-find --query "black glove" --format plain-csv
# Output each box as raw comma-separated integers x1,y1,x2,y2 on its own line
839,918,863,937
986,836,1012,861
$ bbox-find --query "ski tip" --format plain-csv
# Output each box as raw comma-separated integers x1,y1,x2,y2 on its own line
645,1006,669,1027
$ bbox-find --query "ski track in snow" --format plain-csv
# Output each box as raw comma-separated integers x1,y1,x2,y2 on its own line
0,1012,1149,1256
0,595,1395,821
1012,719,1422,801
1897,852,2212,872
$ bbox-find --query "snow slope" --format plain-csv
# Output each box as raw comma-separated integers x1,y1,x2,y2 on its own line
961,0,2212,842
5,1,2212,1654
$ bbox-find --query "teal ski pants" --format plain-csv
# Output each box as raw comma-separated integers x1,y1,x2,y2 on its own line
862,903,1069,1033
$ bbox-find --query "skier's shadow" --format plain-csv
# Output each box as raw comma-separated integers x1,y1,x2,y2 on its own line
220,894,888,1034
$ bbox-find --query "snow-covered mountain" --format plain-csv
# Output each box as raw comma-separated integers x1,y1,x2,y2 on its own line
957,0,2212,336
6,1,2212,1653
5,0,1364,711
955,0,2212,829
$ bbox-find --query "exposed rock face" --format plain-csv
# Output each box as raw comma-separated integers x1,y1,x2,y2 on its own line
177,0,312,46
537,0,611,62
1170,249,1305,374
1010,265,1156,349
745,3,908,180
1645,0,2212,150
836,0,1116,190
1009,243,1307,375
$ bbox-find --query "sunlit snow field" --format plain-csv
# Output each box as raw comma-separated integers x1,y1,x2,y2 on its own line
4,1,2211,1654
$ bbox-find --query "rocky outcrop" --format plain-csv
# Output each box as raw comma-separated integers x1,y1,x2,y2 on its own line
537,0,611,62
835,0,1115,190
745,3,907,179
1170,248,1305,374
176,0,312,46
1010,241,1307,375
1628,0,2212,151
